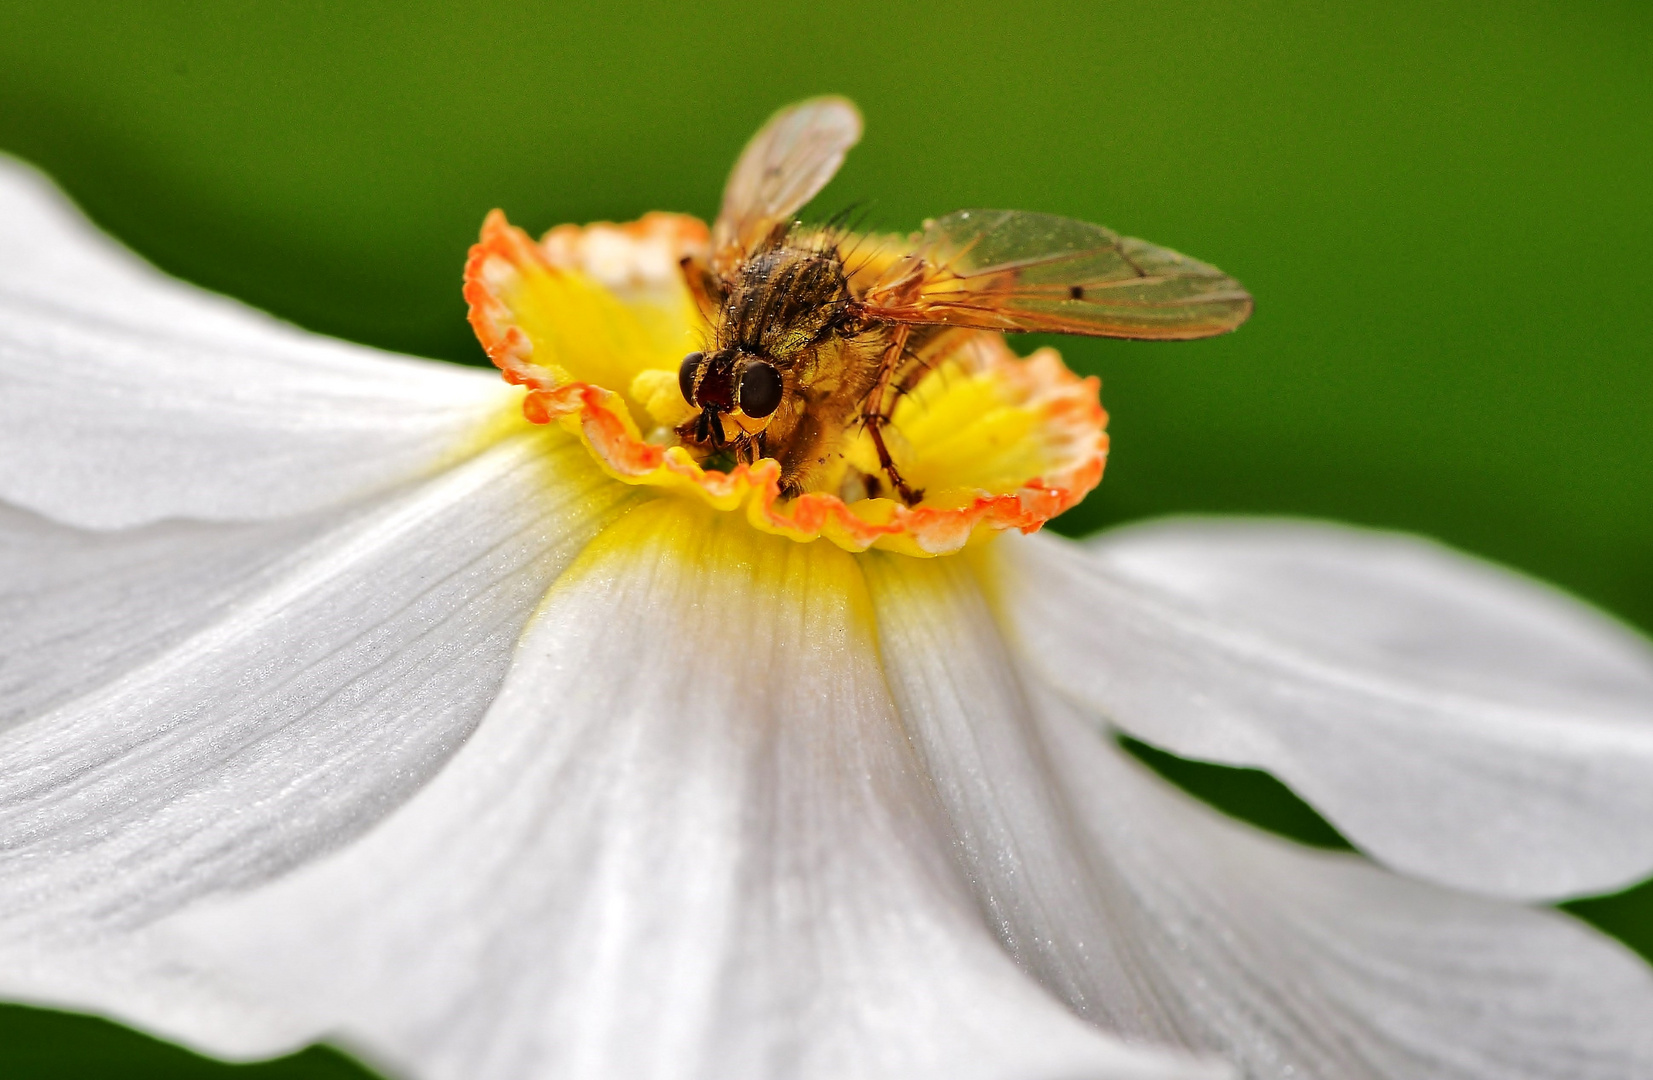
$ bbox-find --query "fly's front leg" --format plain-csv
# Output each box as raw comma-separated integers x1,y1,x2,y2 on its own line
678,254,725,324
862,324,924,506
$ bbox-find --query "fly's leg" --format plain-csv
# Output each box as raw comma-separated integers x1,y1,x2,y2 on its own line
860,326,977,506
862,324,925,506
865,421,921,506
678,254,726,324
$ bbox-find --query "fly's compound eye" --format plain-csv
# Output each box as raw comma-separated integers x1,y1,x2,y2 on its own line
736,358,783,419
678,351,704,405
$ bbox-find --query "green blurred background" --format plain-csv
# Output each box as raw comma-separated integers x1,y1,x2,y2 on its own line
0,0,1649,1075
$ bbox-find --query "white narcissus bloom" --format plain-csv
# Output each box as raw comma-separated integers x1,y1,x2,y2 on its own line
3,148,1653,1080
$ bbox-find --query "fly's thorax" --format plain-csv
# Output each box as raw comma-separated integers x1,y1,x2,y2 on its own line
722,243,852,361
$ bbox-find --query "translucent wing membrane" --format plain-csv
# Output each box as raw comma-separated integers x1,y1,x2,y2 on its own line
863,210,1253,340
711,97,863,266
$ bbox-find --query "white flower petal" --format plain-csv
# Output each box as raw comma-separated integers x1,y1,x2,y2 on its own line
0,431,636,1038
152,500,1222,1080
866,551,1653,1079
989,520,1653,901
0,500,322,731
0,155,518,530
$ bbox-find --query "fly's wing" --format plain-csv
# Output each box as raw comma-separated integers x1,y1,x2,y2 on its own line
861,209,1252,340
710,97,863,270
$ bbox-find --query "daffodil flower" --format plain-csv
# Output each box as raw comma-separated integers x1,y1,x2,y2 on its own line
4,148,1653,1080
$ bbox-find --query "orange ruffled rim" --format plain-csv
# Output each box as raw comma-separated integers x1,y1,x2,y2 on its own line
464,210,1109,557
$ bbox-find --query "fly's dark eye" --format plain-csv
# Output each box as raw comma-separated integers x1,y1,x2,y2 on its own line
678,351,704,405
736,358,783,419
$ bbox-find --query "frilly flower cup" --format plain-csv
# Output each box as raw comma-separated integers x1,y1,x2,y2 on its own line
3,103,1653,1080
464,209,1109,557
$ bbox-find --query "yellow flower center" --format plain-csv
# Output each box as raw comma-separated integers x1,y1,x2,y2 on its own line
464,211,1109,557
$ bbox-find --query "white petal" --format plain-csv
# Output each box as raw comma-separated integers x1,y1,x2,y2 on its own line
0,500,330,731
866,551,1653,1079
153,500,1221,1080
989,520,1653,900
0,430,637,1042
0,155,518,530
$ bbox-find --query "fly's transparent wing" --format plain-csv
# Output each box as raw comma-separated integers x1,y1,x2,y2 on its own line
711,97,862,268
862,209,1252,340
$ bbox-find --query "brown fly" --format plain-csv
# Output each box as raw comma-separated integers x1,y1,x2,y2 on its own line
676,97,1253,504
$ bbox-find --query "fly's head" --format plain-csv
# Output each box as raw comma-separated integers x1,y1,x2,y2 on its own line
676,348,785,447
